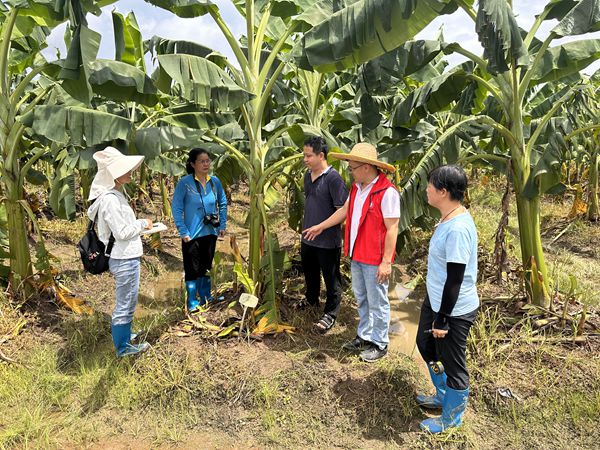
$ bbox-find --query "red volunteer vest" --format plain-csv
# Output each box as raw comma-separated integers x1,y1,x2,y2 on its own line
344,173,397,265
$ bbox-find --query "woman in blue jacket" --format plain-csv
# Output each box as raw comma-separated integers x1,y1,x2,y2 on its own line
172,148,228,312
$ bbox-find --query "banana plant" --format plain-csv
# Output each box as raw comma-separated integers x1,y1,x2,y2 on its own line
145,0,457,331
0,0,118,295
563,78,600,221
347,0,600,307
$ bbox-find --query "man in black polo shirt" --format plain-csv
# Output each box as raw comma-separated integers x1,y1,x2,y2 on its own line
301,136,349,333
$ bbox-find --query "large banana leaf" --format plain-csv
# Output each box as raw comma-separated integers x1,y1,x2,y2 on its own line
522,118,570,198
112,10,145,70
393,70,468,127
476,0,529,75
156,54,252,110
398,142,445,233
552,0,600,36
88,59,158,106
26,105,131,146
540,0,578,21
14,0,114,25
135,126,204,158
158,108,237,129
143,0,217,17
146,154,186,176
58,24,101,104
146,35,228,68
527,84,571,119
49,151,77,220
360,40,446,94
296,0,457,72
529,39,600,85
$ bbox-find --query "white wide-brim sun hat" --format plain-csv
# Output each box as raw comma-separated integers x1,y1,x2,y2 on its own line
89,146,145,200
330,142,395,172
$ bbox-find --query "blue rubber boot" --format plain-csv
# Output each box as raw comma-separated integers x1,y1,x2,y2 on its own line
420,387,469,433
186,280,199,312
197,276,214,305
111,322,150,357
416,365,447,408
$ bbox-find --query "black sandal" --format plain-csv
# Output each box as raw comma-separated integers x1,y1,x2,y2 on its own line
314,313,335,334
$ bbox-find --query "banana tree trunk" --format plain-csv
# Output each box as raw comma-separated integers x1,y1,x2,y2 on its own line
514,194,550,307
247,158,263,281
3,152,33,296
587,148,599,221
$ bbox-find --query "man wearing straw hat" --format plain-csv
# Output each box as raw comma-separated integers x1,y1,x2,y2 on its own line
304,143,399,362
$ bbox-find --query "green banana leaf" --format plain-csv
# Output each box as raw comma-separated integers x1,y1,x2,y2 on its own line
393,70,468,127
552,0,600,36
146,35,228,68
476,0,529,75
27,105,131,146
530,39,600,85
49,155,77,220
296,0,457,72
156,54,252,110
135,126,205,158
146,154,186,176
112,10,145,71
522,118,570,198
540,0,578,21
142,0,217,18
58,24,101,104
361,40,446,94
88,59,158,106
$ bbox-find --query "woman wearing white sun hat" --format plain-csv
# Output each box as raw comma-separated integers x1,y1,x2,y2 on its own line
87,146,154,357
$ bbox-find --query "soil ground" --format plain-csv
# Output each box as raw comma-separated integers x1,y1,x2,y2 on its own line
1,177,599,449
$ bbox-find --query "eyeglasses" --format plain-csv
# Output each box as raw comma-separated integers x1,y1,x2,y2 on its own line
197,159,211,165
348,163,365,171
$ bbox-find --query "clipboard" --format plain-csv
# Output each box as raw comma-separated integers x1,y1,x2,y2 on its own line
140,222,168,235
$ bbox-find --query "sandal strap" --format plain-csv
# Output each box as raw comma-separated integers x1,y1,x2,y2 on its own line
316,313,335,329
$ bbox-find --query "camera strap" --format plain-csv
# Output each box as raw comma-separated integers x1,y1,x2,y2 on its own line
193,178,217,215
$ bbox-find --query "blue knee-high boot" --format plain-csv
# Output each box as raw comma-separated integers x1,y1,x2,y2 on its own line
416,365,447,408
186,280,199,312
420,386,469,433
197,276,212,305
111,322,150,357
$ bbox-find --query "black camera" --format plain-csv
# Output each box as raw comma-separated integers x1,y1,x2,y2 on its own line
204,214,220,227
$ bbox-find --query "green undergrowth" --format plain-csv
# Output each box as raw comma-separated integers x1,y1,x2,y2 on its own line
1,297,599,449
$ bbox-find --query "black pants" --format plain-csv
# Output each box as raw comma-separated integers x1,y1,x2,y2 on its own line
300,242,342,318
182,235,217,281
416,296,478,390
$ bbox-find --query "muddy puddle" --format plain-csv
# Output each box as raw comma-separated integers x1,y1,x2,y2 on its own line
388,282,428,376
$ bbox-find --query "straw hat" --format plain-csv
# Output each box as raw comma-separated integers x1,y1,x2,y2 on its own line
89,146,145,200
330,143,395,172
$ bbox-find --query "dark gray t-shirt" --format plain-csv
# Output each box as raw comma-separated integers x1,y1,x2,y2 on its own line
302,167,348,249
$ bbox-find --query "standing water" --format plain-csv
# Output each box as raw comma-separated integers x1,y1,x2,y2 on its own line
388,282,429,376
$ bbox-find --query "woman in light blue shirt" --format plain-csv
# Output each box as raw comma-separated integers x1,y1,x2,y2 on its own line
172,148,227,312
415,165,479,433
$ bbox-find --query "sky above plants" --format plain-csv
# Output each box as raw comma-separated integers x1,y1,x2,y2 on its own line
43,0,600,74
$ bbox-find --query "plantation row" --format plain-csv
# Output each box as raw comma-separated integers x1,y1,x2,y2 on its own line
1,0,600,332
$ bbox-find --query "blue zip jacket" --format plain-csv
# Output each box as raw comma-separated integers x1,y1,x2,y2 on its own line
172,174,227,239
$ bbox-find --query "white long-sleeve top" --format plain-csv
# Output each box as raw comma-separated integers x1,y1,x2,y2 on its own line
87,189,148,260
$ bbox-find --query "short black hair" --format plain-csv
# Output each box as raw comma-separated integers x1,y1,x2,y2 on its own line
427,165,468,202
186,148,210,174
303,136,328,157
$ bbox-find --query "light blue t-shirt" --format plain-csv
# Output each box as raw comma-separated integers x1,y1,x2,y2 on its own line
426,212,479,316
